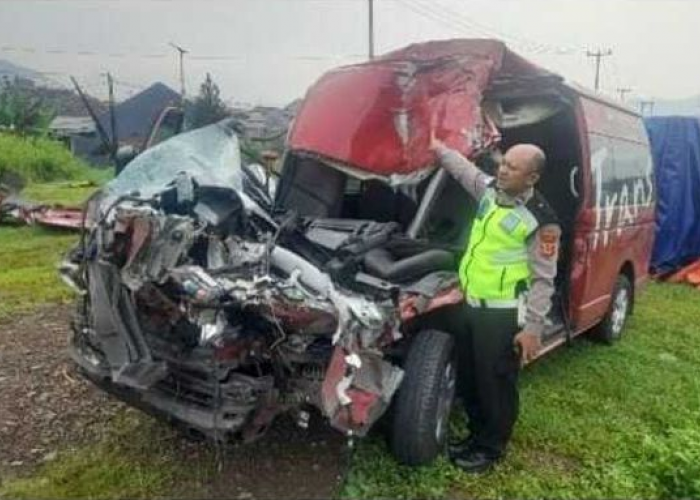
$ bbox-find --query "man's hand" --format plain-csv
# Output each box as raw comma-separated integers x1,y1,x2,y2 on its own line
429,129,445,152
514,330,540,366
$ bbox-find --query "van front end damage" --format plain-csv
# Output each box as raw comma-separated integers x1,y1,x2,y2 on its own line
61,120,428,442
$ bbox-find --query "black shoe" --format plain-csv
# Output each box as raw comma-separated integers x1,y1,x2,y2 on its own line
451,450,501,474
448,436,476,457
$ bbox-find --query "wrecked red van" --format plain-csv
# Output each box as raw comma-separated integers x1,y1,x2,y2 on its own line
282,38,655,348
62,39,655,467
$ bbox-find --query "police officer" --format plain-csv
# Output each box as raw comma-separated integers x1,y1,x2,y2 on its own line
431,134,561,473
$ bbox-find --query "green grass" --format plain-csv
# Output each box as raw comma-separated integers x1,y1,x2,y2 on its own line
22,169,113,206
0,409,217,500
0,134,96,185
343,283,700,499
0,175,109,321
0,225,79,321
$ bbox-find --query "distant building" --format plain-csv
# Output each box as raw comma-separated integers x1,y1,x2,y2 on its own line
49,116,100,162
50,82,180,166
230,99,300,140
97,82,180,148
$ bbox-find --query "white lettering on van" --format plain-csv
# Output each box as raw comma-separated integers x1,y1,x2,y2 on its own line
591,146,654,251
603,191,618,247
591,146,608,251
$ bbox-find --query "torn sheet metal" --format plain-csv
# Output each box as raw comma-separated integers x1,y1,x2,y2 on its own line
0,194,85,230
288,39,556,176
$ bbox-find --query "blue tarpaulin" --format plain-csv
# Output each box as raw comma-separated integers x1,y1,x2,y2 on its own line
644,116,700,273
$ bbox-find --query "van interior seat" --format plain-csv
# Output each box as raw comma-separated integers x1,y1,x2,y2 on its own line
356,181,418,229
363,247,456,283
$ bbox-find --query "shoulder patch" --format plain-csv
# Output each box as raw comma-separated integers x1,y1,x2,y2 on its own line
499,212,521,234
538,227,559,259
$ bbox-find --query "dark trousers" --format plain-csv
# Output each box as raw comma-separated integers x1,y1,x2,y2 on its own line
456,304,521,457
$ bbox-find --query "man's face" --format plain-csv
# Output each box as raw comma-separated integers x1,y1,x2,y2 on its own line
496,146,540,196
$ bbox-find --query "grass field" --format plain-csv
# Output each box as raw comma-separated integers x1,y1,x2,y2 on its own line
0,176,111,321
1,181,699,499
344,281,700,499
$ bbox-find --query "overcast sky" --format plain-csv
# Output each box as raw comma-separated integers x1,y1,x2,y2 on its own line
0,0,697,106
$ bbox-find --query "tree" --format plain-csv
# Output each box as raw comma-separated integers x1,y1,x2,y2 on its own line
0,77,55,135
187,73,229,129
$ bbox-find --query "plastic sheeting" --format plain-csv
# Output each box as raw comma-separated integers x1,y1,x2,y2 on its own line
645,116,700,273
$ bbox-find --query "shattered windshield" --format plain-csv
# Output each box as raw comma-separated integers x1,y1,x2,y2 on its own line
107,119,243,198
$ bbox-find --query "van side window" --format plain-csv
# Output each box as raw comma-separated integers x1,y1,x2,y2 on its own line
612,141,656,205
588,135,655,208
589,135,616,206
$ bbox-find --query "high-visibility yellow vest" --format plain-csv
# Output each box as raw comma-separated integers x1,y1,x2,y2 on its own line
459,188,540,301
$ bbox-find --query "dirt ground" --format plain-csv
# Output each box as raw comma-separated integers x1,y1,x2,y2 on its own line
0,305,346,499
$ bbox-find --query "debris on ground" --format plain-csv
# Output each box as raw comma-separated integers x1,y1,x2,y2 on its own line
0,185,85,230
662,258,700,288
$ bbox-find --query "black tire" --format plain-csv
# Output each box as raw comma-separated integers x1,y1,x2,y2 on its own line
593,274,633,344
390,329,456,466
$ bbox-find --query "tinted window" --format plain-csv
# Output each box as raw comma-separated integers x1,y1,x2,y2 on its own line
613,141,655,205
589,134,655,209
589,134,616,206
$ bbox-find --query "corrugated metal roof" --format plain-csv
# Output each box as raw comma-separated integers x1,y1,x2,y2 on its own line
49,116,96,135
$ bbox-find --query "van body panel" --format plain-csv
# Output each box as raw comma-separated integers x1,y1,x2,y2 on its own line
569,97,655,329
283,38,656,342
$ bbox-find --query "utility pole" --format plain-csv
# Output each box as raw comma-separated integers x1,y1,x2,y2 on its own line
616,87,632,102
368,0,375,60
586,48,613,92
639,100,655,116
71,76,118,168
106,72,118,159
169,42,188,101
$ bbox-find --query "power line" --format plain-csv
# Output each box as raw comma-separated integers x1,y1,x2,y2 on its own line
401,0,578,57
399,0,491,38
416,0,578,56
617,87,632,102
17,0,369,2
0,44,365,62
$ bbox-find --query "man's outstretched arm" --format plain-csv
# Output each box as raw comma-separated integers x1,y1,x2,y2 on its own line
431,137,492,201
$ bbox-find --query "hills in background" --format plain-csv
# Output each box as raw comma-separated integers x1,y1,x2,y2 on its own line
0,59,49,86
0,59,107,116
3,57,700,120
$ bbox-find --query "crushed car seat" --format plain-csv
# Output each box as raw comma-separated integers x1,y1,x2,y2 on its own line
363,247,455,284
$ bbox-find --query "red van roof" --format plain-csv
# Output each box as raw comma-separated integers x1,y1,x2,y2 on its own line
288,39,557,176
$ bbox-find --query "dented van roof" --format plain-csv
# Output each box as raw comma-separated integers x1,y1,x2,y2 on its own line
287,39,559,176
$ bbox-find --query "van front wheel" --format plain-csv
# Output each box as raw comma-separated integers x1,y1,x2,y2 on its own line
390,329,456,466
594,274,632,344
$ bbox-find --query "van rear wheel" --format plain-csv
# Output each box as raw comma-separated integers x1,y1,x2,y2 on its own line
594,274,632,344
390,329,456,466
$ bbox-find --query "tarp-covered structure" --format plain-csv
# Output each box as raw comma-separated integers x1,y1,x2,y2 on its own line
645,116,700,273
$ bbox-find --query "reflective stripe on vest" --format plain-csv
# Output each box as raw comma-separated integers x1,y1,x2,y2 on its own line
459,188,538,301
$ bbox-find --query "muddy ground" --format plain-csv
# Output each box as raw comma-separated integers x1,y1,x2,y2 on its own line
0,305,347,499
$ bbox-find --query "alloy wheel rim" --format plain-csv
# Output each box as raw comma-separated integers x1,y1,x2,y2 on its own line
435,361,456,442
611,287,629,337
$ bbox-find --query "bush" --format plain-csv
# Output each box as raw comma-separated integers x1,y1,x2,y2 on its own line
0,133,92,185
